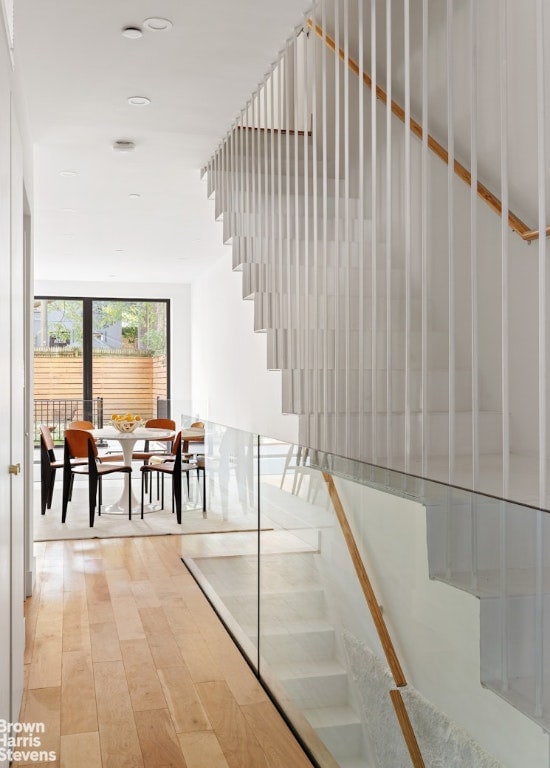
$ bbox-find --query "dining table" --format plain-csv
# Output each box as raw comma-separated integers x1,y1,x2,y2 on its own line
92,425,175,513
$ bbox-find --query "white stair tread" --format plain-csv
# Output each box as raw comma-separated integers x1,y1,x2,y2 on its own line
274,659,346,680
305,704,362,728
260,618,335,636
337,759,371,768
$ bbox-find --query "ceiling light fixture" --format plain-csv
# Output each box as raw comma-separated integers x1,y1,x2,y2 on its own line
127,96,150,106
112,139,136,152
61,207,76,213
128,193,141,199
122,26,143,39
143,17,173,32
59,170,77,177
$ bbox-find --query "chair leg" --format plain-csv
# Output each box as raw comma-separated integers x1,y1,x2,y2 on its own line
173,468,182,524
141,472,146,519
62,469,72,523
88,474,98,527
128,473,132,520
202,467,206,517
47,469,56,510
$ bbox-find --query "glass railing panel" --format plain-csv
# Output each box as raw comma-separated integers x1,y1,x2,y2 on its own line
179,415,550,767
257,438,386,767
179,418,260,671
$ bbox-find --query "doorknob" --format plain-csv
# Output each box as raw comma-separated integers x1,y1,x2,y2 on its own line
8,463,21,476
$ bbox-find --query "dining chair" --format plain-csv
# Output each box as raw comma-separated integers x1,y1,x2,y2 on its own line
140,431,182,523
62,429,132,527
132,417,176,492
132,417,175,460
39,425,65,515
68,419,126,462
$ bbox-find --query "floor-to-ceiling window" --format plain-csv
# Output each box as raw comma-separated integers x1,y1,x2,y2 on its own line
33,296,169,440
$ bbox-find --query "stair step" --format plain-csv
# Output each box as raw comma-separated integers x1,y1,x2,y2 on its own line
275,660,350,709
260,623,336,664
305,705,364,759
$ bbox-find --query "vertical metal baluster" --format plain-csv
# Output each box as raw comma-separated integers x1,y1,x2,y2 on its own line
333,0,340,454
498,2,510,695
321,0,329,451
404,0,411,472
447,0,455,484
358,0,365,460
470,0,479,493
293,34,301,420
302,21,311,446
535,0,546,720
371,0,377,463
386,0,392,467
421,0,429,476
312,2,320,448
343,0,350,456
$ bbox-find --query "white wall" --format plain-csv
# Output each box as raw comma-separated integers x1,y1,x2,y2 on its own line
334,477,549,768
34,279,192,412
190,248,299,443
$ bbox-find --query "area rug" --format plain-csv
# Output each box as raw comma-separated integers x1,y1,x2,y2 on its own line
33,481,261,541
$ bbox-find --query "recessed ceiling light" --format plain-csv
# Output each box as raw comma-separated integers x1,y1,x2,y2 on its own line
121,26,143,39
127,96,150,106
61,207,76,213
59,170,77,177
128,193,141,199
115,249,124,253
112,139,136,152
143,17,173,32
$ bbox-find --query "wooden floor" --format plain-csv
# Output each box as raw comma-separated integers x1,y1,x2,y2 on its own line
17,536,314,768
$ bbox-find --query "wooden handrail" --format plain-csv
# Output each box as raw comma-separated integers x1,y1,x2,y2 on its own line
322,472,406,686
308,18,550,243
390,690,426,768
322,472,425,767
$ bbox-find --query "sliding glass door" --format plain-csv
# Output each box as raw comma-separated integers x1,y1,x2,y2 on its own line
33,296,169,440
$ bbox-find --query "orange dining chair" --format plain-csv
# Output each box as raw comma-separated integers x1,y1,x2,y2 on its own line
184,420,205,455
68,420,94,430
68,419,125,462
62,429,132,527
132,417,176,492
140,431,183,523
132,417,176,461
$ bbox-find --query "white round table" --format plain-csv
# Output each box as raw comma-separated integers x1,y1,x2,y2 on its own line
92,426,174,513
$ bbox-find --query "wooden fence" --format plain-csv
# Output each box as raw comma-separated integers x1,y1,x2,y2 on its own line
34,352,167,424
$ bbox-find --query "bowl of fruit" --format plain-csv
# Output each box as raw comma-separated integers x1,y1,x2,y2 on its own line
110,413,143,432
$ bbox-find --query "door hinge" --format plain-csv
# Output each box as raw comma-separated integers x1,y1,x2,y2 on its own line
8,463,21,476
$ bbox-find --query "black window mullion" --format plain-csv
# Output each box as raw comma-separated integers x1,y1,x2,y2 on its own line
82,298,93,421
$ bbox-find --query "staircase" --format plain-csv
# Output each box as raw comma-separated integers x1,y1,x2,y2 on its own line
205,123,503,483
427,494,550,731
194,549,373,767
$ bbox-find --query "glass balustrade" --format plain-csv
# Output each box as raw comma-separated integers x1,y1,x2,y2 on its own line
178,414,550,768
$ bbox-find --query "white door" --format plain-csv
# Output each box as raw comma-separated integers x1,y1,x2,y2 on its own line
0,26,12,736
0,43,25,744
10,104,25,719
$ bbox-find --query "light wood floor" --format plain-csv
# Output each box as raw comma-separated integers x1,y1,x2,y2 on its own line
17,535,314,768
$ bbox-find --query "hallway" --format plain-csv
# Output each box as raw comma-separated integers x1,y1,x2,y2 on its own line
17,535,314,768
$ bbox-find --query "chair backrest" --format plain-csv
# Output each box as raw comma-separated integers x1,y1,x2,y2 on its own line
171,431,182,457
190,421,204,429
145,418,176,431
64,428,98,461
68,420,94,430
39,424,56,455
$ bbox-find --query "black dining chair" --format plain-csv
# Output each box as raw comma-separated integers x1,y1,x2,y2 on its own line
140,431,183,523
62,429,132,527
39,425,64,515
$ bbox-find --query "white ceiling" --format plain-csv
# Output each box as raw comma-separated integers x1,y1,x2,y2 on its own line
14,0,308,284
